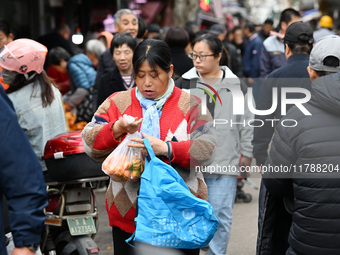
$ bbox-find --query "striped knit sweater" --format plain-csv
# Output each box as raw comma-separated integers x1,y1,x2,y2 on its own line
82,87,215,233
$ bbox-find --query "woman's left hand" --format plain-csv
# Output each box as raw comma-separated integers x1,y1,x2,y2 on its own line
128,133,168,157
64,102,73,112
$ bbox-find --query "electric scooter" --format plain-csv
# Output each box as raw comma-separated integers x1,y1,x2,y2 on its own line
42,130,107,255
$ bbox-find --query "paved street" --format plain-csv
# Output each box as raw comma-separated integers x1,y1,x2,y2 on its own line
94,177,261,255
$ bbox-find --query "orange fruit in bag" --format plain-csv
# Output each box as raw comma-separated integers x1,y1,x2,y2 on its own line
131,170,141,181
123,159,132,171
104,151,145,182
123,169,131,180
140,161,144,173
114,166,124,177
103,154,115,171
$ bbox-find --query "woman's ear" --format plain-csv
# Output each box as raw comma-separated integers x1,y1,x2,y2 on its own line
8,33,14,43
168,64,174,80
217,52,222,63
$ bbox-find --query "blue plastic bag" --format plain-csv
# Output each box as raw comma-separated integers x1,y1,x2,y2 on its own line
127,138,219,249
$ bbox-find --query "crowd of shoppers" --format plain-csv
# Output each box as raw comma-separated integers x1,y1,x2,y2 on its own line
1,5,340,255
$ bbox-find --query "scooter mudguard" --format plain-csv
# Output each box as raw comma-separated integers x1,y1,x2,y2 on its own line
56,232,99,255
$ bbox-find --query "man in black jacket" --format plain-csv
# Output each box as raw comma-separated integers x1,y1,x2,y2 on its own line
253,21,313,167
96,33,137,107
254,21,314,255
263,34,340,255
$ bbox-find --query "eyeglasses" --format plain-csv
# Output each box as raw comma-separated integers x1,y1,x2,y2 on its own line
189,52,215,61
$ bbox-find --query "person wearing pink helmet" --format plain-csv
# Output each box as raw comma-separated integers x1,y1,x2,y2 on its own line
0,38,66,172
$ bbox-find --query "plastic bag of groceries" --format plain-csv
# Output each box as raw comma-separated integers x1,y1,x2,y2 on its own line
102,115,145,182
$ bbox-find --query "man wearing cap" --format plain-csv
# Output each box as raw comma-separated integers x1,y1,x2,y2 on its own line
313,15,335,43
262,34,340,255
254,21,313,167
209,23,243,77
254,21,313,255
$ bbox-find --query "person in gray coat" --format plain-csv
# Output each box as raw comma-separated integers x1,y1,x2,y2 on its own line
176,33,253,255
263,35,340,255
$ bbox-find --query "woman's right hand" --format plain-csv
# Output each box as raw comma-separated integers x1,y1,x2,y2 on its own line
112,116,143,139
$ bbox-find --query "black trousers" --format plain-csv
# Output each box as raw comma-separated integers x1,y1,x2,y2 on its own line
112,227,135,255
112,227,200,255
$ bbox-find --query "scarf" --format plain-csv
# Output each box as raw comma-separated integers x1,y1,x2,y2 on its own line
136,78,175,139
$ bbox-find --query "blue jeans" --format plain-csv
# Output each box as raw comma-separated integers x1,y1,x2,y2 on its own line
205,174,238,255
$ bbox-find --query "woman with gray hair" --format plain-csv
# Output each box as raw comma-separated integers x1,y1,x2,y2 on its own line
85,39,106,68
64,39,105,122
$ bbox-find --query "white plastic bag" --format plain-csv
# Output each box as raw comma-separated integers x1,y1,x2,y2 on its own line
102,115,144,182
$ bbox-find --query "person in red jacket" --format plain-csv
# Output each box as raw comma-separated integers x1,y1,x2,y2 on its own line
46,47,71,95
81,39,216,255
0,20,14,90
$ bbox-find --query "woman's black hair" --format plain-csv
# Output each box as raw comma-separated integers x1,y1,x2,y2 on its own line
48,47,71,65
137,17,147,39
110,32,137,55
192,33,223,57
133,38,172,74
244,22,256,33
0,20,11,36
165,27,189,48
6,70,56,107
